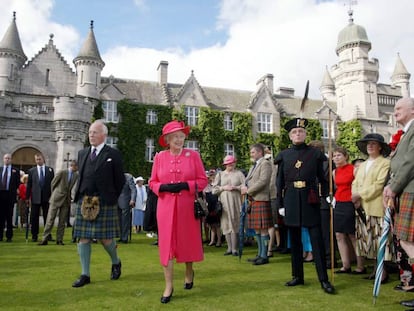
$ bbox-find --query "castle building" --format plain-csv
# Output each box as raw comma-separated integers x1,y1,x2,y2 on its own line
0,11,408,171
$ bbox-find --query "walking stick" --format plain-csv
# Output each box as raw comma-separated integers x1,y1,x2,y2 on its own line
328,106,335,284
25,201,30,243
129,207,132,242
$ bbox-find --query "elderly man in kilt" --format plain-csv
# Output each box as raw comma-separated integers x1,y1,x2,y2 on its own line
275,118,334,294
241,143,273,265
72,120,125,288
383,98,414,308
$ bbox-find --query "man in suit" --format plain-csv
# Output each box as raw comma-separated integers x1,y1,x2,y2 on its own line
117,172,136,243
241,143,273,265
38,160,79,245
0,153,20,242
275,118,334,294
26,153,54,242
72,120,125,288
383,97,414,309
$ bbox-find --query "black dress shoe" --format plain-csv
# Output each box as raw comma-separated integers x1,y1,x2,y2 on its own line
46,234,55,242
32,236,38,242
184,271,194,289
160,288,174,304
335,267,351,274
351,267,367,274
224,250,232,256
38,239,48,245
247,255,260,263
253,257,269,265
321,281,335,294
72,275,91,287
6,238,12,242
111,260,122,280
285,277,304,286
401,299,414,308
56,241,65,245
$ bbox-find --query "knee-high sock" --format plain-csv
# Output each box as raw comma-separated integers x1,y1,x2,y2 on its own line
230,232,238,252
255,234,262,257
261,235,270,258
78,242,91,276
103,240,119,264
225,234,232,252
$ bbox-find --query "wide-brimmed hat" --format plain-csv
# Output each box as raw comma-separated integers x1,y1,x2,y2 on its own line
134,176,145,183
356,133,391,157
284,118,308,132
158,120,190,147
223,155,236,165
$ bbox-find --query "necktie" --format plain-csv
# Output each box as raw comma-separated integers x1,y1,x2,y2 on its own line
39,167,45,187
90,148,97,160
68,171,72,183
2,167,8,189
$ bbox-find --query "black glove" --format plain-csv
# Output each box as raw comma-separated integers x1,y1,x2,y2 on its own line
159,182,189,193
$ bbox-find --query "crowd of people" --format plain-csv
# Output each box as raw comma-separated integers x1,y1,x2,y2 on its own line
1,97,414,308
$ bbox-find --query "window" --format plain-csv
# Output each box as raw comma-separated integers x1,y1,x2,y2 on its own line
257,113,272,133
224,143,234,156
45,69,50,86
320,119,335,139
80,70,83,85
185,140,199,151
102,101,119,123
146,109,158,124
95,72,99,86
224,113,233,131
185,106,199,126
106,136,118,148
9,64,14,80
145,138,155,162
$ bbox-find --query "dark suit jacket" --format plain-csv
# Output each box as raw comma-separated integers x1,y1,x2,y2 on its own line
74,145,125,205
26,166,54,204
49,169,79,207
0,166,20,203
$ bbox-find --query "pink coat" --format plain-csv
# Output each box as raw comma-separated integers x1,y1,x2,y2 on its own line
150,149,208,266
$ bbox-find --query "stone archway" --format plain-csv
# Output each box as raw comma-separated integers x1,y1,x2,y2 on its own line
12,147,40,173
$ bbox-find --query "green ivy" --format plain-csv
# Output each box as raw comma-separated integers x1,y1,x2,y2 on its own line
336,120,364,161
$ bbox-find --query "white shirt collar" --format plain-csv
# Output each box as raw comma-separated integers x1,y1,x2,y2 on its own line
91,143,105,155
403,119,414,133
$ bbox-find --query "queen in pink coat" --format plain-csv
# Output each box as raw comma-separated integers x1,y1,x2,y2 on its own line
150,120,207,304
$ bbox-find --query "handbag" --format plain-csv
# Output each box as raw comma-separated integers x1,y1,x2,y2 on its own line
215,200,223,218
81,195,100,221
194,184,206,219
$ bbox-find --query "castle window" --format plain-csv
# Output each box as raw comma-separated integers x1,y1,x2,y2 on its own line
185,140,199,151
102,100,119,123
146,109,158,124
224,143,234,156
80,70,84,84
224,113,233,131
9,64,14,80
185,106,199,126
45,69,50,86
145,138,155,162
106,136,118,148
320,119,334,139
257,112,272,133
95,72,99,86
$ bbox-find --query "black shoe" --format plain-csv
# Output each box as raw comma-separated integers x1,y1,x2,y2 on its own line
247,255,260,263
46,234,54,242
351,267,367,274
56,241,65,245
285,277,304,286
32,236,38,242
184,271,194,290
67,223,72,227
280,248,291,254
72,275,90,287
6,238,12,242
335,267,351,274
160,288,174,304
71,238,77,243
321,281,335,294
38,239,48,245
232,251,239,256
224,250,232,256
111,260,122,280
401,299,414,308
253,257,269,265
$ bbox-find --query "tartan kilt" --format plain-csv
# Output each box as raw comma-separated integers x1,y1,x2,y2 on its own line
73,197,120,239
394,192,414,242
247,200,273,230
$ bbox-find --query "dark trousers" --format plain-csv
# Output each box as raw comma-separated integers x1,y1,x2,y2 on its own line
31,201,49,238
289,225,329,282
118,207,131,241
0,191,14,240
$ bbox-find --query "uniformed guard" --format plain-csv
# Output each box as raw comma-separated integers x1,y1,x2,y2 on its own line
275,118,335,294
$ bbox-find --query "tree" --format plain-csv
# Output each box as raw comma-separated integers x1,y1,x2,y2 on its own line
336,120,363,161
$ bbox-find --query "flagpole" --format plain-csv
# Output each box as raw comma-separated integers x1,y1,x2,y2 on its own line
328,104,335,284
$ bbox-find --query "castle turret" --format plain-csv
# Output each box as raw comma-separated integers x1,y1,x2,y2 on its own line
391,53,411,98
320,66,335,101
73,21,104,99
0,12,27,92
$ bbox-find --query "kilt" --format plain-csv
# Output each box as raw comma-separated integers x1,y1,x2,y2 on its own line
394,192,414,242
247,200,273,230
73,197,120,239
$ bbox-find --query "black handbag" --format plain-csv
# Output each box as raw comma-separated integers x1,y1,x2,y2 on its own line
194,184,206,219
216,200,223,218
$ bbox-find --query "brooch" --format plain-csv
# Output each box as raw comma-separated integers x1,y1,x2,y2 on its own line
295,160,302,169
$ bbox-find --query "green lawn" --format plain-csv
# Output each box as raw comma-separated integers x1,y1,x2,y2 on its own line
0,228,411,311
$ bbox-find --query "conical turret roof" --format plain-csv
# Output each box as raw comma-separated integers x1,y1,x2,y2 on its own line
320,67,334,88
392,53,410,77
0,12,27,60
74,20,104,64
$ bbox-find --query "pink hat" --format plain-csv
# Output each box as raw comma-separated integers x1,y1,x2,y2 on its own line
158,120,190,147
223,155,236,165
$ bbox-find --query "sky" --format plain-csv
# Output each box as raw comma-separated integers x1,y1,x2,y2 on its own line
0,0,413,99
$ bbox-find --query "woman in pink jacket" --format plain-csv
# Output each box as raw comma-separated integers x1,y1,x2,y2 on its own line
150,120,207,304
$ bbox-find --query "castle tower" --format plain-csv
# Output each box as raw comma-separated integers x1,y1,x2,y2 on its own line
0,12,27,92
330,9,379,121
391,53,411,98
320,66,335,102
73,21,105,99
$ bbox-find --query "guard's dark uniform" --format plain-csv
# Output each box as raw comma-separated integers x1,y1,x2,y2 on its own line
275,141,331,288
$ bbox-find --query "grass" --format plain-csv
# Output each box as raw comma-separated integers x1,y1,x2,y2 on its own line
0,228,412,311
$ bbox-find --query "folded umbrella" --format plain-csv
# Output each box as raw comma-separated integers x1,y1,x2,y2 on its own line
238,195,249,261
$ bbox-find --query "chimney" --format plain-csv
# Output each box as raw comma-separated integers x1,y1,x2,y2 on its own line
276,87,295,97
157,60,168,85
